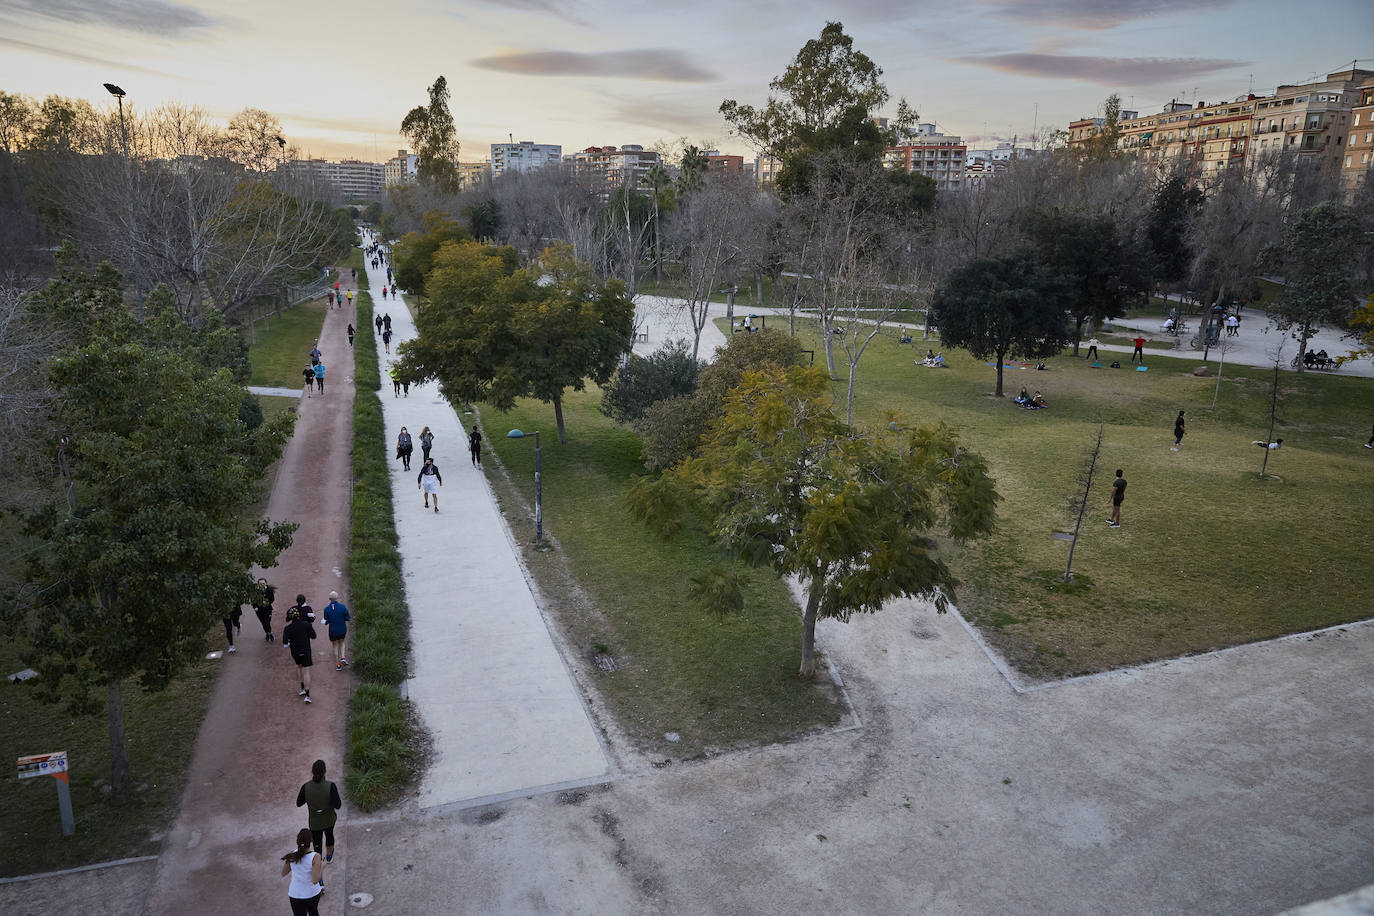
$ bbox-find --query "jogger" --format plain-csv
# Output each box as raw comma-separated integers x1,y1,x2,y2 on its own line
322,592,350,670
296,760,343,862
283,598,317,703
254,578,276,643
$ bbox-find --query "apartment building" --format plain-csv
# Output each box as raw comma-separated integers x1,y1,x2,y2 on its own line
883,124,966,191
457,161,490,189
1115,97,1260,175
567,144,661,194
384,149,419,187
1250,68,1374,177
754,155,782,186
490,141,562,178
1341,82,1374,195
705,151,745,174
283,157,384,200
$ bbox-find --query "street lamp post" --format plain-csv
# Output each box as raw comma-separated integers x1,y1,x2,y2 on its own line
505,429,542,544
103,82,144,321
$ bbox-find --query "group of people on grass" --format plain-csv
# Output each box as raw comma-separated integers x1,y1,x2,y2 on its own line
1014,387,1048,409
917,349,945,367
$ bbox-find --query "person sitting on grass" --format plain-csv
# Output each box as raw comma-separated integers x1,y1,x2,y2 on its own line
1030,391,1048,409
1014,387,1030,405
899,328,913,344
929,352,944,367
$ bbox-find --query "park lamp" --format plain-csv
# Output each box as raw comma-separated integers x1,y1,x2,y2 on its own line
103,83,125,98
506,429,543,544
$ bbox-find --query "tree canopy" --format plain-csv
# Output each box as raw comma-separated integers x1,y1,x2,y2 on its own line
401,76,462,193
631,365,998,677
931,253,1073,396
1263,200,1363,369
392,210,476,297
396,242,634,443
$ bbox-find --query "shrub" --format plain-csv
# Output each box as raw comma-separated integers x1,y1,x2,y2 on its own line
600,339,700,424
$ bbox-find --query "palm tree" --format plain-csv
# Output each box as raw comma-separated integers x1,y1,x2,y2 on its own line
644,162,673,286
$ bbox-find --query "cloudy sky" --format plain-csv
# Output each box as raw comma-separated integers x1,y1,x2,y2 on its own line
0,0,1369,161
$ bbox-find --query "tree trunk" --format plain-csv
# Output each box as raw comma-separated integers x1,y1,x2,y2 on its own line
799,582,821,678
1072,316,1085,356
994,347,1006,397
107,678,132,805
553,393,567,445
755,271,763,308
845,361,858,427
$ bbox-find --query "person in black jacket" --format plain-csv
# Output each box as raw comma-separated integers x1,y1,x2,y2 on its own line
254,577,276,643
283,597,317,703
418,458,442,512
468,428,482,467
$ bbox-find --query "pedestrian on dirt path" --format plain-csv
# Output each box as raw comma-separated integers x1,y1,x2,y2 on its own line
346,324,355,347
303,365,315,397
1172,410,1185,451
283,598,317,703
254,578,276,643
313,362,325,396
309,344,321,366
222,601,242,654
327,291,335,308
418,457,442,512
396,426,413,470
382,328,392,354
374,314,383,335
469,428,482,467
296,760,343,862
323,592,350,670
280,827,324,915
419,426,434,462
1131,336,1146,364
333,281,340,296
1108,469,1126,528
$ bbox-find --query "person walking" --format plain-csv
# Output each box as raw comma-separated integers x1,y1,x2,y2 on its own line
283,598,317,703
346,324,355,347
382,285,388,299
313,361,325,396
322,592,350,670
280,827,324,916
397,426,413,470
401,377,410,397
419,426,434,462
1172,410,1185,451
382,328,392,354
296,760,343,863
302,365,315,397
468,427,482,467
254,577,276,643
1131,335,1146,365
222,601,242,654
382,313,392,332
374,314,383,335
327,291,335,308
389,366,401,397
418,457,442,512
1107,468,1126,528
1085,337,1100,361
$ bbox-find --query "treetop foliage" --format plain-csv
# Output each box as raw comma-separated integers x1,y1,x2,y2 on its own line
401,76,463,194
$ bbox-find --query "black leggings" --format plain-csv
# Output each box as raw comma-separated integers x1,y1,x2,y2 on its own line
289,893,321,916
222,609,241,644
310,827,335,853
254,607,272,635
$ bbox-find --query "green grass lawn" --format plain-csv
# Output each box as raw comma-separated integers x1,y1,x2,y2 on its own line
723,319,1374,681
247,297,328,389
1100,333,1177,351
479,394,845,758
0,642,218,876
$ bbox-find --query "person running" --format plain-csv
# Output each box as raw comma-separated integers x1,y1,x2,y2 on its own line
1131,335,1146,364
389,366,401,397
280,827,324,916
283,599,317,703
374,314,383,335
401,376,410,397
322,592,350,670
222,600,242,654
419,426,434,462
310,344,321,366
313,361,325,396
396,426,413,470
327,291,335,308
418,457,442,512
346,290,353,307
1173,410,1185,451
254,577,276,643
382,328,392,354
1107,468,1126,528
386,267,392,284
382,313,392,332
1085,337,1100,361
296,760,343,863
346,324,355,347
468,427,482,467
302,365,315,398
382,286,388,299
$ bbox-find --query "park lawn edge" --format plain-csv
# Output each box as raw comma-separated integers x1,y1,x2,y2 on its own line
344,285,426,811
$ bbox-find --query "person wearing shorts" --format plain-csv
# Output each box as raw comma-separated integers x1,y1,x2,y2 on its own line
302,365,315,397
283,598,317,703
1173,410,1185,451
418,457,442,512
296,760,342,862
1108,469,1126,528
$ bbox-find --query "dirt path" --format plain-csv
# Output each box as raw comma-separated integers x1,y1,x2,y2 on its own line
142,273,360,916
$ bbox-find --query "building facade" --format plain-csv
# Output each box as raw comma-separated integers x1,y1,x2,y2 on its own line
754,155,782,186
1341,82,1374,195
705,151,745,174
1113,97,1259,176
384,149,419,187
457,161,490,189
567,144,661,194
283,157,384,199
1251,68,1374,178
884,124,966,192
490,141,562,178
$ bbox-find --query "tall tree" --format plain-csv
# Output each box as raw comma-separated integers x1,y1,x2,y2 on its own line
931,253,1072,397
630,365,998,677
397,242,633,443
400,76,462,193
392,210,475,296
1146,173,1203,286
10,259,295,804
1263,201,1362,370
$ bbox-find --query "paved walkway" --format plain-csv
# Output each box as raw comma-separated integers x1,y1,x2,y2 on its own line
364,250,611,811
247,385,304,398
143,273,362,914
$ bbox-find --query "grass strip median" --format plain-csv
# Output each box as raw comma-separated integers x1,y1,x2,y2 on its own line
344,286,422,810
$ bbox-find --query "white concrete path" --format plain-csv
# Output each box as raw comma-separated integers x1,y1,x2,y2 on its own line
362,249,610,811
246,385,303,398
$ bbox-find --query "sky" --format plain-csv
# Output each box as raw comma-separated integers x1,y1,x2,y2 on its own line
0,0,1370,163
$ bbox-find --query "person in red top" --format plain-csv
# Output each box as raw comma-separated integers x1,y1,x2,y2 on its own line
1131,336,1146,364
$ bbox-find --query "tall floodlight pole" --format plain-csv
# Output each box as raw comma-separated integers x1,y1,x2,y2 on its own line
103,83,145,321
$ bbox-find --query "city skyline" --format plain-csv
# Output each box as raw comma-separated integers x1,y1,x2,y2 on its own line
0,0,1369,163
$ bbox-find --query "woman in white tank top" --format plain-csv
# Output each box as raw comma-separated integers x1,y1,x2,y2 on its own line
280,827,324,915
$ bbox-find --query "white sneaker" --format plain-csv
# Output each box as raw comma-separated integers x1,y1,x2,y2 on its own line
303,694,312,704
299,687,307,696
227,645,236,654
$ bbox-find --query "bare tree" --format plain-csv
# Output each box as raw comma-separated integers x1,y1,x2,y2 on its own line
666,172,755,359
0,279,64,500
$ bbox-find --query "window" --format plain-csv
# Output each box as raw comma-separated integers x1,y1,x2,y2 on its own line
1347,156,1354,167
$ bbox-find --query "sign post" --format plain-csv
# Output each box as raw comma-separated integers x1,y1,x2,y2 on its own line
18,751,74,836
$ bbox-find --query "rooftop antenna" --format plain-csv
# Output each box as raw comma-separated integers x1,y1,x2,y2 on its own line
1248,74,1254,94
1031,102,1038,141
509,132,514,145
